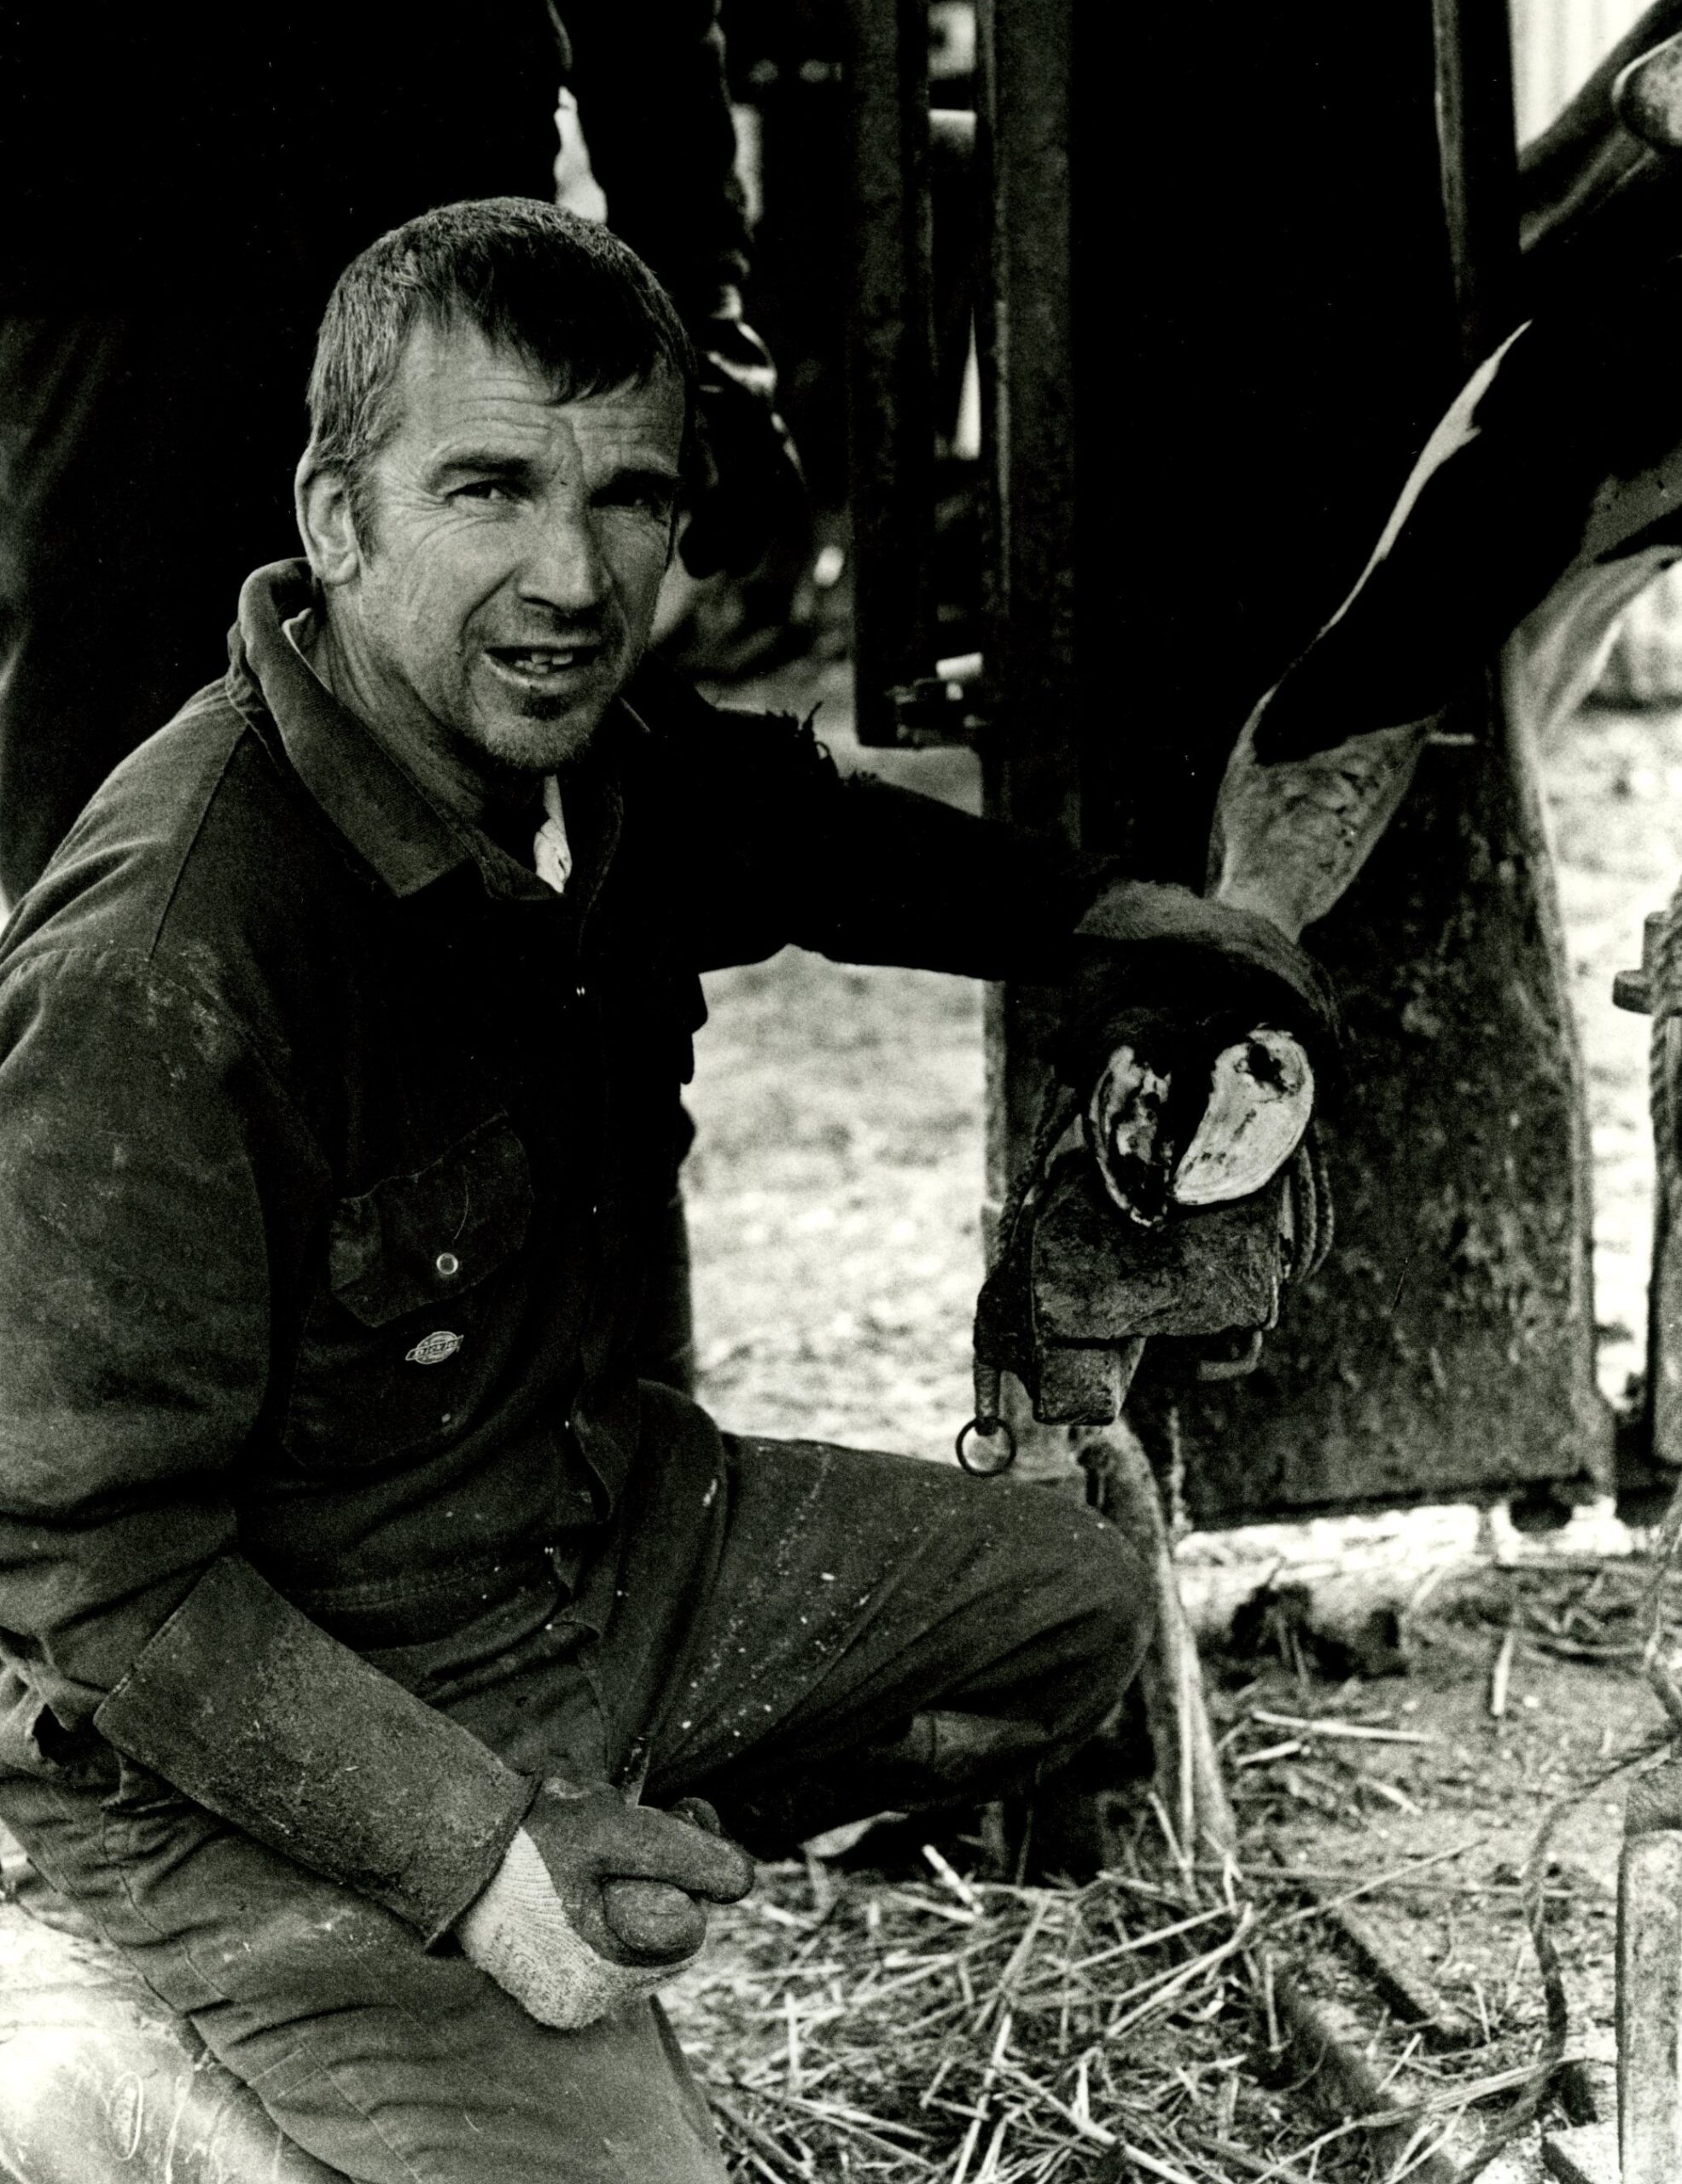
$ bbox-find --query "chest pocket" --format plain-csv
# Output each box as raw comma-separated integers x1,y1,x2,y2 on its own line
281,1113,535,1472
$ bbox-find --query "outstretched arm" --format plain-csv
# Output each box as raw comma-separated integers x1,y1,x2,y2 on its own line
628,665,1337,1217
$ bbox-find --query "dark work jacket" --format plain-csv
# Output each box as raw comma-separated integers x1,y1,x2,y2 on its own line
0,561,1330,1938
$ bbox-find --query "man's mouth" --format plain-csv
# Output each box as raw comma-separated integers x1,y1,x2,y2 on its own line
484,641,607,684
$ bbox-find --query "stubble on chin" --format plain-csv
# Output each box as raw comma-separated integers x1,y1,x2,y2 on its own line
510,683,589,728
463,694,608,780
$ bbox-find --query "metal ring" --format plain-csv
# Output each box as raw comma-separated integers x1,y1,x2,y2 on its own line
955,1416,1017,1477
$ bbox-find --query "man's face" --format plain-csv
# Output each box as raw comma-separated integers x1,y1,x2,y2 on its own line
329,320,684,778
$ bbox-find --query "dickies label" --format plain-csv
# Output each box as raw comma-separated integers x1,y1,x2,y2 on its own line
405,1330,463,1366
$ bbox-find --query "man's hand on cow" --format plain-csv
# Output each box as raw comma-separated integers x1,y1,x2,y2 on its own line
679,304,806,581
1085,1017,1314,1228
1046,880,1336,1229
456,1779,754,2030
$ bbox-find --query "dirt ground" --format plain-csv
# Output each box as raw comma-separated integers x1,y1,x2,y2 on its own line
678,656,985,1461
666,656,1682,2179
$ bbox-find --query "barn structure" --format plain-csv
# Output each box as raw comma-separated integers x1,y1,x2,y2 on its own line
8,3,1682,2179
845,0,1682,1532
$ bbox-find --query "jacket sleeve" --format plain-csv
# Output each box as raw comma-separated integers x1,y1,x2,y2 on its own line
638,684,1338,1054
0,946,533,1939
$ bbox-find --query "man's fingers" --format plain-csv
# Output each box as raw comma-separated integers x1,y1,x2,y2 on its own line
524,1780,754,1905
1062,884,1342,1083
669,1794,725,1837
602,1804,756,1903
600,1877,709,1961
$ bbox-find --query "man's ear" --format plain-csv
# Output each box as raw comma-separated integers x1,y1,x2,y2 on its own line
295,454,363,587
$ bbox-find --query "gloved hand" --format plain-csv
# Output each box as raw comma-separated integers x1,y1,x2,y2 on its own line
1055,881,1338,1072
457,1779,754,2030
679,300,806,581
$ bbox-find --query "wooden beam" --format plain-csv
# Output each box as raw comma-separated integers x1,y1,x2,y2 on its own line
1619,1827,1682,2181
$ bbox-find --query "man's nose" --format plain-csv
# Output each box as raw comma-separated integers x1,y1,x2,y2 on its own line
517,500,611,617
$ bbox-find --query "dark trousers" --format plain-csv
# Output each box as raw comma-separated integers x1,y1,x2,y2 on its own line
0,1432,1149,2183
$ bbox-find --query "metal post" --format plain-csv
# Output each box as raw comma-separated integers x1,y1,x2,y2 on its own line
974,0,1080,1475
845,0,939,746
1433,0,1520,362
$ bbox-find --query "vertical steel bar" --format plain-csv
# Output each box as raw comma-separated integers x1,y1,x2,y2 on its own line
1433,0,1521,360
977,0,1079,846
845,0,938,746
976,0,1079,1472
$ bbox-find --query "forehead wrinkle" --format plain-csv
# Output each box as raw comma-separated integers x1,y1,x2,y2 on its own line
421,415,679,495
403,379,682,484
399,324,678,419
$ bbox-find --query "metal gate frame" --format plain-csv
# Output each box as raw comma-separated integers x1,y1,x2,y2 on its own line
842,0,1611,1527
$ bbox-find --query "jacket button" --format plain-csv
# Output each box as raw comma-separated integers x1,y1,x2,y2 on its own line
435,1252,461,1278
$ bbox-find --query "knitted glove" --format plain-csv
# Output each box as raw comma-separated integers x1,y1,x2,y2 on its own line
1051,882,1340,1093
457,1780,754,2030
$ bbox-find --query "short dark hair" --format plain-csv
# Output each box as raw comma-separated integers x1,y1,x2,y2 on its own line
306,197,696,542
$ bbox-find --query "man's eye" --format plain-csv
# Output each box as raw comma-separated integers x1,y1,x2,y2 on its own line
453,479,515,503
599,484,673,520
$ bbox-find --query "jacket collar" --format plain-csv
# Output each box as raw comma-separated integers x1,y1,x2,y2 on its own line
230,561,471,897
227,560,638,906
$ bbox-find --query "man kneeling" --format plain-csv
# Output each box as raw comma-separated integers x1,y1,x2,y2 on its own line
0,199,1331,2181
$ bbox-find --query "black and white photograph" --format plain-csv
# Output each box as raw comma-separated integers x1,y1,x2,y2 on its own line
9,4,1682,2177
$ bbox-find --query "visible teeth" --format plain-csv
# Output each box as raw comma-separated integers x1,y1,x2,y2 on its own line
491,642,585,668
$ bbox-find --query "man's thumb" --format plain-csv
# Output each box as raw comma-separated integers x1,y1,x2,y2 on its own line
601,1877,707,1960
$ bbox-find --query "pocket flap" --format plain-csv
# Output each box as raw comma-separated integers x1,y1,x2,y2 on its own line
329,1114,532,1327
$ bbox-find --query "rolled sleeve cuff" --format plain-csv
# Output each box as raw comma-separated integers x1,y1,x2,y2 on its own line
93,1555,536,1942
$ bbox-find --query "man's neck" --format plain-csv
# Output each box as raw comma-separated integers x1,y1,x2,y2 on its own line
306,611,544,842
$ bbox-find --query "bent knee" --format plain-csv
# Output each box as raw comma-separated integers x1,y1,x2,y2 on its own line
1009,1484,1150,1629
1062,1509,1156,1700
994,1490,1155,1741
